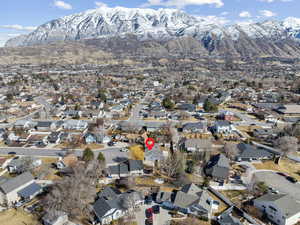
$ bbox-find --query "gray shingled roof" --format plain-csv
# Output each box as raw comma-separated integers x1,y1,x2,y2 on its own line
128,160,143,171
205,154,230,180
181,183,202,196
237,143,273,159
98,186,121,200
0,172,34,194
173,191,200,208
255,194,300,219
184,139,211,149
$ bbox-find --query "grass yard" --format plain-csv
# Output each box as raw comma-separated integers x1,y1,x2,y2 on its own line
54,143,104,150
0,209,40,225
129,145,144,160
208,191,228,215
253,159,300,180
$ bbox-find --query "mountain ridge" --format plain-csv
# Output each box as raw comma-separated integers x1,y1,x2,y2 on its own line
4,7,300,58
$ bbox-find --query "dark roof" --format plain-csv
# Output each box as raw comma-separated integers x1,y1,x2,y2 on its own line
218,207,242,225
128,160,143,171
182,122,205,131
98,187,121,200
36,121,52,128
215,120,231,127
0,172,34,194
205,154,230,180
17,182,42,198
94,197,119,219
237,143,273,159
108,165,119,175
119,163,129,174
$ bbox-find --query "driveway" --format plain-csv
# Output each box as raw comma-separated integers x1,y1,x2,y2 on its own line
135,203,171,225
253,171,300,201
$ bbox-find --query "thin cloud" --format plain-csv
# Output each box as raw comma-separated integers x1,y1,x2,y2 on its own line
260,9,277,17
142,0,224,9
0,25,37,31
95,1,108,8
54,0,72,10
259,0,293,2
239,11,252,18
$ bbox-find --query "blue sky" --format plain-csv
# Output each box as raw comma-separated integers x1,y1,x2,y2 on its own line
0,0,298,46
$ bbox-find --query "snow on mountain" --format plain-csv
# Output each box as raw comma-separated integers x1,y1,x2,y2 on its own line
5,7,300,47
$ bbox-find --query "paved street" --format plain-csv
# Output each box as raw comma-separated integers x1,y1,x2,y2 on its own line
254,171,300,201
135,203,171,225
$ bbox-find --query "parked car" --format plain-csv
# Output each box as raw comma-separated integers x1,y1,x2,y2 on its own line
120,148,129,152
277,172,288,177
15,200,26,208
145,208,153,218
8,151,16,155
107,141,115,146
152,205,160,214
145,218,153,225
286,176,298,183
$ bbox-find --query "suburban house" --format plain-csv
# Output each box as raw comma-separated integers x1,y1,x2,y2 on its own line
216,207,243,225
182,138,212,152
182,122,207,133
84,132,103,144
107,160,144,179
144,145,165,167
176,103,196,112
254,193,300,225
213,121,234,134
93,187,143,224
156,183,213,219
47,132,62,144
62,120,88,130
7,156,42,174
0,172,42,206
276,104,300,117
236,143,274,162
56,154,78,170
42,211,69,225
204,154,230,182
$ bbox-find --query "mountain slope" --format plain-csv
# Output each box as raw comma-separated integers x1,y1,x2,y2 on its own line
4,7,300,58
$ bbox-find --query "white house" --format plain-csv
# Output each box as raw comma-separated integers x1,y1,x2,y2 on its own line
213,121,234,134
254,193,300,225
62,120,88,130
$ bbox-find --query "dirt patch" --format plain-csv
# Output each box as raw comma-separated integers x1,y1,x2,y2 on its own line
0,209,40,225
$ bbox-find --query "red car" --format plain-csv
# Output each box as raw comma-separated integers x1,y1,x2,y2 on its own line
145,208,153,218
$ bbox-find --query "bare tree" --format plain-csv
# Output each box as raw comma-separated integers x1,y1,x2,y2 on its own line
160,151,186,178
44,163,97,219
276,136,298,156
120,192,141,220
222,143,239,160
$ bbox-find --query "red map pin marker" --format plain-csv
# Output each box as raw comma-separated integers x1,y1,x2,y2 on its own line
145,138,155,151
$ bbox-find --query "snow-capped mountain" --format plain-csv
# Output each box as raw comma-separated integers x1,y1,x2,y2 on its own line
5,7,300,57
